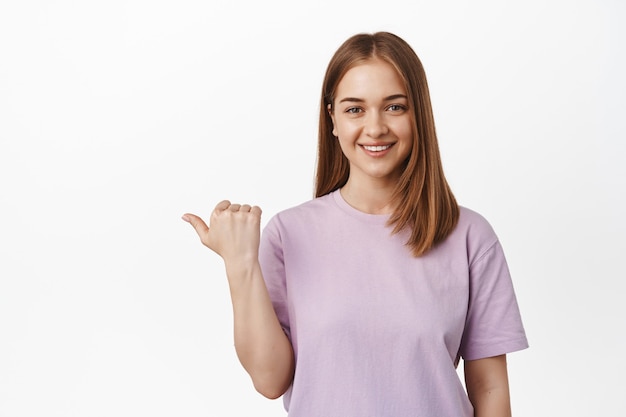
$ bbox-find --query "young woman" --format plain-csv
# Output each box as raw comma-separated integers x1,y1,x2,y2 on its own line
183,31,528,417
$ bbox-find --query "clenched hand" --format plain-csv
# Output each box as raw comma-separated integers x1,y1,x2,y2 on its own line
182,200,262,266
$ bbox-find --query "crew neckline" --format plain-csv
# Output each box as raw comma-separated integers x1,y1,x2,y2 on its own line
331,189,391,225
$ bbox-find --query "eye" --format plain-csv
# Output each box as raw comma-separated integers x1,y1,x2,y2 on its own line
387,104,407,112
345,107,363,114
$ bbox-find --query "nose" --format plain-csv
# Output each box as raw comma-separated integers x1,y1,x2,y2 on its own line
364,111,389,138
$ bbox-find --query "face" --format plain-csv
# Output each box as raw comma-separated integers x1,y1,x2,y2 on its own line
329,58,413,188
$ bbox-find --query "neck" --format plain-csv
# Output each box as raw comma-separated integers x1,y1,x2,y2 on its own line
340,180,396,215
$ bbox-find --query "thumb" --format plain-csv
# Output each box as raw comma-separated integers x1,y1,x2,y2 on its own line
181,213,210,243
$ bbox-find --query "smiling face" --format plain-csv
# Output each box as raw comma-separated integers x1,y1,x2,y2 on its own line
329,58,413,189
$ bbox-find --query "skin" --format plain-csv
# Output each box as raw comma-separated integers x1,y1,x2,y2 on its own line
465,355,512,417
328,58,413,214
183,58,514,415
182,202,294,399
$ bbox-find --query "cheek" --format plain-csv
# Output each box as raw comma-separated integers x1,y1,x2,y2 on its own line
335,119,361,139
396,125,415,157
336,135,361,160
393,121,413,142
336,136,352,154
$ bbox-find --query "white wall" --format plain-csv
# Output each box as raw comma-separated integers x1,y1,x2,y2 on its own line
1,0,624,415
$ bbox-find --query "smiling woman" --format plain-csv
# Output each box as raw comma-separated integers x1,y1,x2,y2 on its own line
328,59,413,201
183,31,528,417
317,32,459,257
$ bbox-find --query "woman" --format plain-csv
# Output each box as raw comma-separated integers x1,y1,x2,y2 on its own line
183,31,528,417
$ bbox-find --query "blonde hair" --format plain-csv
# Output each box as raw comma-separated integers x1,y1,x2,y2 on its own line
315,32,459,256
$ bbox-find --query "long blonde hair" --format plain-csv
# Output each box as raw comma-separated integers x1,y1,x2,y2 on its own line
315,32,459,256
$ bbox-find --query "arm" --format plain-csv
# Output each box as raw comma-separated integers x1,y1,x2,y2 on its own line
464,354,511,417
226,260,295,398
183,201,295,399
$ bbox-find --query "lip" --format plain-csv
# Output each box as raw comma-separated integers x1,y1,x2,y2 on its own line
359,142,395,157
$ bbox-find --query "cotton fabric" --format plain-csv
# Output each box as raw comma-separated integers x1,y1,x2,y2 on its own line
258,190,528,417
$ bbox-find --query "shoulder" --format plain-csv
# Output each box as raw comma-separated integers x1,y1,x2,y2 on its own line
456,206,497,238
262,193,336,234
446,206,501,266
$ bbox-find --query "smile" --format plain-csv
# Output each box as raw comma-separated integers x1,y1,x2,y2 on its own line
362,144,392,152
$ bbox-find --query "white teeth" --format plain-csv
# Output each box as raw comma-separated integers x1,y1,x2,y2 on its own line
363,145,391,152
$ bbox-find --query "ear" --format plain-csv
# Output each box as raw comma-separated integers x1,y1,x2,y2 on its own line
327,104,338,137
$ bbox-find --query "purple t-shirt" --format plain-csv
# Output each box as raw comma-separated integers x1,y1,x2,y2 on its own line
258,190,528,417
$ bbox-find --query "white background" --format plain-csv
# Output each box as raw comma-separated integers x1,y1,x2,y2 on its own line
1,0,624,416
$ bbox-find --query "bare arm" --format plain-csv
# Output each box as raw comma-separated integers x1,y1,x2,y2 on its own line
464,354,512,417
183,201,294,399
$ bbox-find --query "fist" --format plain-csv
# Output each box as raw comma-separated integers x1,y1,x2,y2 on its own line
182,200,262,264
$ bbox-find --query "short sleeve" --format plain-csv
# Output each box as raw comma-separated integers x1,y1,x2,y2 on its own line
459,240,528,360
258,216,291,340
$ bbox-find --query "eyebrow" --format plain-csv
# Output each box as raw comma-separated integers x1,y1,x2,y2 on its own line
338,94,408,104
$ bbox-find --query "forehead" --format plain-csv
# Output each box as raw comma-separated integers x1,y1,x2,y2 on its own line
335,59,406,98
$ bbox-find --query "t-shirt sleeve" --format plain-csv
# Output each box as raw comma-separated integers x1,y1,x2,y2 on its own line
459,240,529,360
258,215,291,340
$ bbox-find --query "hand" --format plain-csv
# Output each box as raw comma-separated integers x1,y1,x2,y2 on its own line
182,200,262,266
